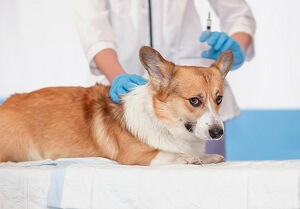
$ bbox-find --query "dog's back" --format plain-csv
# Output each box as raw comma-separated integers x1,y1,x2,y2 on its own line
0,85,110,162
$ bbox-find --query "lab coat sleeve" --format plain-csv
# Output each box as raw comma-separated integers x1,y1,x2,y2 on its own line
72,0,115,75
208,0,256,61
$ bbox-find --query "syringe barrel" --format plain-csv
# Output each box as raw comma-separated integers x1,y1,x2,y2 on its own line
207,19,211,30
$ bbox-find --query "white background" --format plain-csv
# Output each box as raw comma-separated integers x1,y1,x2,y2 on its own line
0,0,299,109
0,0,94,97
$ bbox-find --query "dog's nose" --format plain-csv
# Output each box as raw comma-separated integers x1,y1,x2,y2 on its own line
209,126,223,139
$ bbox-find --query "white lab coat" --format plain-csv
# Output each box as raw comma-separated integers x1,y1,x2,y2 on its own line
73,0,256,121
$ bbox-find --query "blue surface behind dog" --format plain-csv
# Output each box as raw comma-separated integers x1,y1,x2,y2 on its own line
226,110,300,160
1,98,299,161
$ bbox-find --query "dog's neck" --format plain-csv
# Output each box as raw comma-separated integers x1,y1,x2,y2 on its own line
122,84,205,156
122,84,167,143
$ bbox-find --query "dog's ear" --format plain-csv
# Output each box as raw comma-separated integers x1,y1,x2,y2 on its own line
211,51,233,79
139,46,175,89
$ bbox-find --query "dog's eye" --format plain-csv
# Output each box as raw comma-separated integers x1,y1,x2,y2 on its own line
216,96,223,105
189,97,202,107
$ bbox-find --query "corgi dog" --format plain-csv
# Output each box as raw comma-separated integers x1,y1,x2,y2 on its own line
0,47,233,165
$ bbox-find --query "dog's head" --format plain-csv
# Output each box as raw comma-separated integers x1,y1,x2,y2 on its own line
139,46,233,140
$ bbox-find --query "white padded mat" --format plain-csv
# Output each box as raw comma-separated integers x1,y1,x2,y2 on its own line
0,158,299,209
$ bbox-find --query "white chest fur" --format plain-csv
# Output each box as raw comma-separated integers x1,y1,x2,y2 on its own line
123,85,205,157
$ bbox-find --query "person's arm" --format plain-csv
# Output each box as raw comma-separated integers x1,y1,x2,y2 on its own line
231,32,252,52
208,0,256,60
94,49,125,83
73,0,117,78
73,0,147,104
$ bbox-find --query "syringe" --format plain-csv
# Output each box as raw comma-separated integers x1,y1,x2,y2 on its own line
205,12,212,51
207,12,211,32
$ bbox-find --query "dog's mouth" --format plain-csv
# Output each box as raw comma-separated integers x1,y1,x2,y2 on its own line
184,122,195,133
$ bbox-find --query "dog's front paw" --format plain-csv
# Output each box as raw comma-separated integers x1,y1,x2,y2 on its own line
150,151,204,165
201,154,225,164
173,154,203,165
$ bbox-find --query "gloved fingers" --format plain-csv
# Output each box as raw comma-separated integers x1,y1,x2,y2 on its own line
109,92,121,103
122,81,136,92
201,50,211,59
201,49,218,60
232,59,244,70
199,30,211,42
109,74,145,104
232,63,241,71
214,33,228,51
207,32,220,47
111,86,130,103
220,38,234,53
232,50,245,70
118,87,129,95
111,87,128,103
129,75,148,85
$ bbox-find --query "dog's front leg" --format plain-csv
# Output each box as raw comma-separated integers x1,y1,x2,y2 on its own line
115,129,204,165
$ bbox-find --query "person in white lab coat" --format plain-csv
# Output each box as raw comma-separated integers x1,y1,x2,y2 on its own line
73,0,256,156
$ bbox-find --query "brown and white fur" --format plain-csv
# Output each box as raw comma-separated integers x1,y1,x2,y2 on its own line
0,47,233,165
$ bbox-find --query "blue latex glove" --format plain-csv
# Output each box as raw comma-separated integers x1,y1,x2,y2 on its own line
199,31,245,70
109,74,148,103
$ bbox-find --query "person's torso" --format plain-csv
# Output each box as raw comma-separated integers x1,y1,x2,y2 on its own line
106,0,209,75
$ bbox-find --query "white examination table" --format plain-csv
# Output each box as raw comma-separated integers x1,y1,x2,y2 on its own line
0,158,299,209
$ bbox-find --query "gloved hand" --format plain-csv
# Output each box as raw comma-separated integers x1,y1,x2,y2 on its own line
199,31,245,70
109,74,148,103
